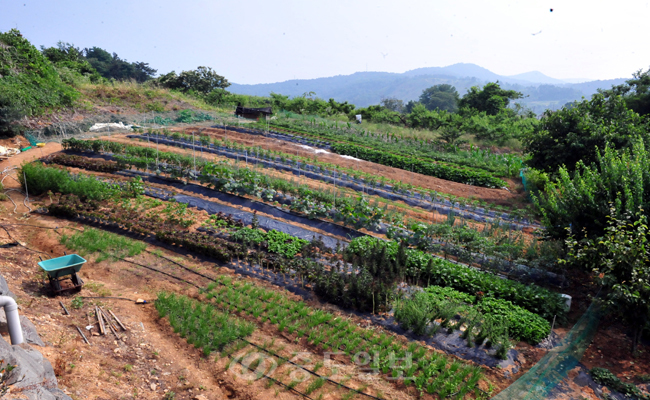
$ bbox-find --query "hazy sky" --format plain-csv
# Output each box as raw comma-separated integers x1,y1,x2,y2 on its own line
1,0,648,84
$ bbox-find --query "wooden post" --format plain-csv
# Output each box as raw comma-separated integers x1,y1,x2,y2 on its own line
96,307,105,335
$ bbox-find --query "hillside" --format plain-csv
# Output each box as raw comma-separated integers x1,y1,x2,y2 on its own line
229,63,627,112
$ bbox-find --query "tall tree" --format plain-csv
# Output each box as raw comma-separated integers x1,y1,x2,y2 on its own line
600,67,650,116
83,47,156,82
419,84,459,112
524,93,649,173
158,66,229,94
380,97,405,113
458,82,523,115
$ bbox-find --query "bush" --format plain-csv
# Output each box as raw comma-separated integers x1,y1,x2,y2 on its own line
0,29,79,136
533,140,650,240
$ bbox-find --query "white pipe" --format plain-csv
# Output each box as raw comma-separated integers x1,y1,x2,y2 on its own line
0,296,23,345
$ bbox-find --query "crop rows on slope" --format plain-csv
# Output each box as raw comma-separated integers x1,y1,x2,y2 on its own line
47,153,559,287
211,124,507,188
130,133,537,226
204,276,485,399
331,143,507,189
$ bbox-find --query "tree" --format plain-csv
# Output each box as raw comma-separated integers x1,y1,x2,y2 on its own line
41,42,96,76
419,84,459,113
83,47,156,82
600,67,650,116
380,97,404,113
458,82,523,115
158,66,229,95
524,93,650,173
563,207,650,352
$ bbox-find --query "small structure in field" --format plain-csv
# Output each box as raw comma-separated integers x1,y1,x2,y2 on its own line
235,106,272,120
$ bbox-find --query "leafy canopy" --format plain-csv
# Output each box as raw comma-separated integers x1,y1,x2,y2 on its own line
524,93,650,173
83,47,156,82
158,66,229,95
458,82,523,116
600,66,650,116
419,84,460,113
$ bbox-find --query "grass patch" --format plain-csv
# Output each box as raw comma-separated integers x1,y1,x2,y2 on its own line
60,228,146,262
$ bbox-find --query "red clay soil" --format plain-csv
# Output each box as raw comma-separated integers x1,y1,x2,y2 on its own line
172,127,527,208
582,320,650,387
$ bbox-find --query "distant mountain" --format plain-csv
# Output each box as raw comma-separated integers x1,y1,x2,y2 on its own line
229,63,627,114
506,71,566,85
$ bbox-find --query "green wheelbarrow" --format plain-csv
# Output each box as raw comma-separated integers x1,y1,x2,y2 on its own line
38,254,86,295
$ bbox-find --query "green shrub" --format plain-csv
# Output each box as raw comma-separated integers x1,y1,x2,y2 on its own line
0,29,79,136
591,368,649,399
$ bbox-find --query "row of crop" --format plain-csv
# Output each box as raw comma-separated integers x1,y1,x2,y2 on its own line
61,138,394,231
331,142,507,188
45,154,121,173
143,130,527,218
35,161,534,364
394,286,551,350
46,153,554,286
204,276,485,398
261,118,525,178
345,236,566,321
155,292,255,356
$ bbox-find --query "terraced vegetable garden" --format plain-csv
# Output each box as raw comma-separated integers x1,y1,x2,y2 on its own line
15,123,577,399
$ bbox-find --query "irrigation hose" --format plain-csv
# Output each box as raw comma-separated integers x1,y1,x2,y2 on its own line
0,225,52,259
222,343,316,400
244,338,381,400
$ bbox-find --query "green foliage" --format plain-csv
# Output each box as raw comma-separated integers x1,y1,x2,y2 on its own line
231,227,308,258
524,94,650,173
157,66,229,94
156,292,255,356
83,47,156,82
600,66,650,116
563,208,650,351
458,82,523,116
351,104,404,125
40,41,98,78
477,298,551,344
269,92,355,116
19,162,122,201
590,368,650,399
533,140,650,239
0,29,79,136
346,236,566,320
330,142,506,188
267,116,525,177
71,296,84,309
419,84,460,113
60,228,147,262
395,286,550,346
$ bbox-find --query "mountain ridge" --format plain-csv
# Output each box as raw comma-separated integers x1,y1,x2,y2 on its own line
229,63,627,113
